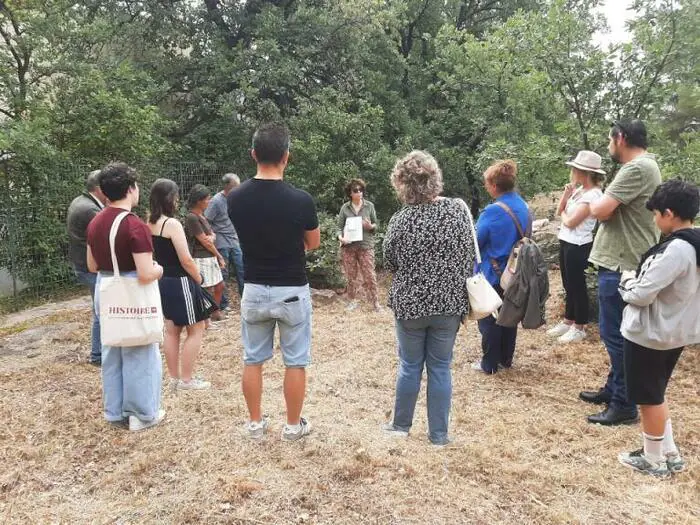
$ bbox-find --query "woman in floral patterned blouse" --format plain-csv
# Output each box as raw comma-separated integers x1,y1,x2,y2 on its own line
382,150,476,446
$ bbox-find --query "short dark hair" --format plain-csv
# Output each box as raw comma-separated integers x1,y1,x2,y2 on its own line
646,179,700,221
611,119,648,149
99,162,138,201
484,159,517,193
149,178,179,224
187,183,210,210
345,178,366,198
252,122,290,164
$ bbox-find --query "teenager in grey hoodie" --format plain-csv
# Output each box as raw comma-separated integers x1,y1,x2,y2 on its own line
617,179,700,478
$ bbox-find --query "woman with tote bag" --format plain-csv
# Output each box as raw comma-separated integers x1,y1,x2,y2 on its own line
87,163,166,432
382,151,476,446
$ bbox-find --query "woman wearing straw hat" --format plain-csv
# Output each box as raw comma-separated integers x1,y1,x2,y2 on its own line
547,151,606,343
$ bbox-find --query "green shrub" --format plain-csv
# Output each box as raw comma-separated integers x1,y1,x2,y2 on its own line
306,212,346,289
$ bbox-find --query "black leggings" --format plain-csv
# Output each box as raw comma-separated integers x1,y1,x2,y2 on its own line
559,240,592,325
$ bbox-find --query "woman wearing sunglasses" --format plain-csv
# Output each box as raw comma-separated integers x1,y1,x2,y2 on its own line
337,178,381,311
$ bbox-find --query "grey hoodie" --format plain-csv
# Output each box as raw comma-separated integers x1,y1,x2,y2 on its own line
620,228,700,350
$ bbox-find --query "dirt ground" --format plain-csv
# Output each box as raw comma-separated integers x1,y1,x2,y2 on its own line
0,272,698,524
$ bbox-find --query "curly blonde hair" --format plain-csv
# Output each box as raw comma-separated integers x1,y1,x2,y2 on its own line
390,150,443,204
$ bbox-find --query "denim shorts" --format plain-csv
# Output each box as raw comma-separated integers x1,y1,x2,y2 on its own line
240,283,312,368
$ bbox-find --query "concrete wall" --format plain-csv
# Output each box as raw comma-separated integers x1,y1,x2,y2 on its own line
0,267,28,297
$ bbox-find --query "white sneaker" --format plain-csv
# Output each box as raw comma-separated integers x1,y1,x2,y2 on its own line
381,422,409,438
281,417,312,442
346,301,359,312
129,409,166,432
245,416,270,440
558,327,586,343
178,378,211,390
547,322,572,338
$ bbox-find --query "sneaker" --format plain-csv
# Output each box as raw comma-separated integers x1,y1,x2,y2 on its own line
547,322,572,338
430,437,454,448
618,448,670,478
666,451,686,473
281,417,312,442
346,301,359,312
245,416,270,440
381,422,409,438
558,327,586,344
129,409,167,432
178,378,211,390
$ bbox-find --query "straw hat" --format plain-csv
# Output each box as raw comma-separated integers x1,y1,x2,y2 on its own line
565,151,606,175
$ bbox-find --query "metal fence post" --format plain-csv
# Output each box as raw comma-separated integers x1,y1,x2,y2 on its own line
6,207,17,299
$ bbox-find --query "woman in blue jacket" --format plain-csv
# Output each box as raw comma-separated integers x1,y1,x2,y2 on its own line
473,160,531,374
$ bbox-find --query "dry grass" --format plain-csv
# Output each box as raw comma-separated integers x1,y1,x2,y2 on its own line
0,272,698,524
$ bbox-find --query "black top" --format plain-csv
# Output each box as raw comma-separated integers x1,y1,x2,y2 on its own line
152,218,188,278
228,178,318,286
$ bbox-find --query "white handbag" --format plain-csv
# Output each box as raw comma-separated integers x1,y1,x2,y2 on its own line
99,211,164,347
462,203,503,320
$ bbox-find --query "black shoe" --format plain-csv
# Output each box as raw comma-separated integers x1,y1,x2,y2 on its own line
89,359,101,367
579,388,611,405
587,406,639,426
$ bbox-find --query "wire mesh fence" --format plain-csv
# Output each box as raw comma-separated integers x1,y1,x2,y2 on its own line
0,161,232,313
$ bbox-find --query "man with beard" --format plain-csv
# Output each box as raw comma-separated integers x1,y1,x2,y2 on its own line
580,119,662,425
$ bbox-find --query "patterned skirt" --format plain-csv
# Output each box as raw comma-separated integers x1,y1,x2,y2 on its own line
159,275,218,326
194,256,224,287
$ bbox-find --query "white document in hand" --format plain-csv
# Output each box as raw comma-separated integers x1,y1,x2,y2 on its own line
343,216,363,243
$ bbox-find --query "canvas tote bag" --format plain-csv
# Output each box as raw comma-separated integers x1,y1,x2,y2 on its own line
455,199,503,320
99,211,164,347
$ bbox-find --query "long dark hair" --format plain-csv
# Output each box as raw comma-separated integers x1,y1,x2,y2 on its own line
149,178,179,224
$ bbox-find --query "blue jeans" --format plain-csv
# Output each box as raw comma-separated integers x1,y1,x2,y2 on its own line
75,269,101,363
219,244,244,309
101,343,163,422
598,269,636,412
392,315,461,445
94,272,162,422
478,314,517,374
240,284,312,368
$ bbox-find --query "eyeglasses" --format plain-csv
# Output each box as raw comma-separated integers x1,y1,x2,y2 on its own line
351,188,363,193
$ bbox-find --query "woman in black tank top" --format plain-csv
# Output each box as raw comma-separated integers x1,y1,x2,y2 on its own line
148,179,216,391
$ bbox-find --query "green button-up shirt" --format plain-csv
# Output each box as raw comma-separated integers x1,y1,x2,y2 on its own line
337,199,378,250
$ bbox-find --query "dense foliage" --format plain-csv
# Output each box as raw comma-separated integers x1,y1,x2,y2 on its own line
0,0,697,293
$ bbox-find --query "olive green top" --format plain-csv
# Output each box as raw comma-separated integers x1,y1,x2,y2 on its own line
589,153,662,272
337,199,378,250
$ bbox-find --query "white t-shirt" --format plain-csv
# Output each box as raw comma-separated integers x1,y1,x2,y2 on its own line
558,187,603,245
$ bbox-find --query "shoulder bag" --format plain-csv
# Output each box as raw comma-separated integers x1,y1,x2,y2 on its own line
99,211,164,347
455,199,503,320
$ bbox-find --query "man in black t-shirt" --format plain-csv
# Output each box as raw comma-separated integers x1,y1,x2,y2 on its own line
228,122,320,442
